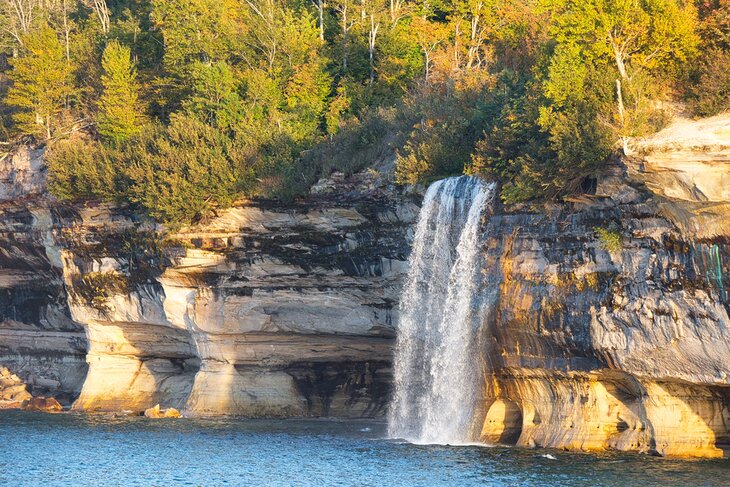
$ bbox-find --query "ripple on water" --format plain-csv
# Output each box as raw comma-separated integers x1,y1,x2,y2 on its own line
0,412,728,487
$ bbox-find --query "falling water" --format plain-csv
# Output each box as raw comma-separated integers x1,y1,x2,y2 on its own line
388,176,495,445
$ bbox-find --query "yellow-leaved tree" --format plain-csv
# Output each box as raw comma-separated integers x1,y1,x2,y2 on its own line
7,25,74,140
97,40,146,143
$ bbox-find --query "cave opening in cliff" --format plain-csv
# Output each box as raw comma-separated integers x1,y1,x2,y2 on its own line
580,176,598,195
480,399,523,445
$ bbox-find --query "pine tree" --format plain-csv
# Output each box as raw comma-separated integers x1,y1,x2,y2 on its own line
6,25,73,140
97,40,145,143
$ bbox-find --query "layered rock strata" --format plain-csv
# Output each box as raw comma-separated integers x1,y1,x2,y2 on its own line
59,182,416,417
0,148,87,404
476,115,730,458
0,149,415,417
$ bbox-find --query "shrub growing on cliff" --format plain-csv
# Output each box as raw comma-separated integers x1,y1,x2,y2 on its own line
395,73,504,186
48,118,248,229
268,106,409,199
124,114,246,227
71,271,130,313
46,138,124,201
595,227,623,253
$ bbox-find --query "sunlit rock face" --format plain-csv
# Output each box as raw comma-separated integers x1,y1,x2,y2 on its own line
475,115,730,458
477,206,730,457
60,180,416,417
480,370,730,458
627,113,730,238
0,150,87,405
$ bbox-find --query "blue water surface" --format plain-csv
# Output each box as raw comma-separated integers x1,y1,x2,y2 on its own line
1,411,728,486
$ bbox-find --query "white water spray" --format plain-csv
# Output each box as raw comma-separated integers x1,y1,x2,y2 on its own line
388,176,494,445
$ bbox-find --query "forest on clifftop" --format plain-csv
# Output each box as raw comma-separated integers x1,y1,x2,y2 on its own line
0,0,728,226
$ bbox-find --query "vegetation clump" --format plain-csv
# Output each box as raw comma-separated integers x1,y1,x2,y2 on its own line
71,271,129,311
595,227,623,253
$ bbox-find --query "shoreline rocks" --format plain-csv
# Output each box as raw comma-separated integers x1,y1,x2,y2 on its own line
20,397,63,413
144,404,182,418
0,367,32,407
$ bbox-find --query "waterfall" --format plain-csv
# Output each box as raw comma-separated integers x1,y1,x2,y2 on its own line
388,176,495,445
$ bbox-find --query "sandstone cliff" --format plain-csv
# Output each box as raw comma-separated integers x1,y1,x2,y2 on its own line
0,115,729,459
0,148,416,415
62,184,416,417
477,114,730,458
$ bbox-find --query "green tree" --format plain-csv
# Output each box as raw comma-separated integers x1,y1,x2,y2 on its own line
0,0,38,56
687,0,730,115
237,1,331,143
374,19,423,99
183,61,245,129
284,56,332,142
97,40,146,143
6,24,74,140
545,0,699,148
150,0,241,79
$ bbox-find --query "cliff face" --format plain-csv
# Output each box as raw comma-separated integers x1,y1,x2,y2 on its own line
0,148,87,406
0,145,416,416
0,143,416,415
37,173,414,417
1,115,729,458
476,114,730,458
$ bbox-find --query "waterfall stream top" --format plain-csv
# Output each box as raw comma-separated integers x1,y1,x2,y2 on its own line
389,176,495,445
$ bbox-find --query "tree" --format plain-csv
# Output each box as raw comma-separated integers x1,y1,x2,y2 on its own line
0,0,39,55
6,24,74,139
362,0,387,83
284,55,332,141
237,0,330,142
61,0,71,62
150,0,241,79
311,0,324,41
87,0,111,34
696,0,730,51
451,0,497,72
411,16,448,82
184,60,245,129
687,0,730,115
97,40,145,143
546,0,699,150
332,0,362,72
373,17,423,98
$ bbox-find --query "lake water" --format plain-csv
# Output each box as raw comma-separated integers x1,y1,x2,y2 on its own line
1,411,728,486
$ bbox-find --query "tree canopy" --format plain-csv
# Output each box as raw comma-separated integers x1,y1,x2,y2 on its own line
0,0,727,226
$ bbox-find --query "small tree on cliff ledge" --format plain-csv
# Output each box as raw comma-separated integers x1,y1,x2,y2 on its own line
6,25,74,140
97,41,146,143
